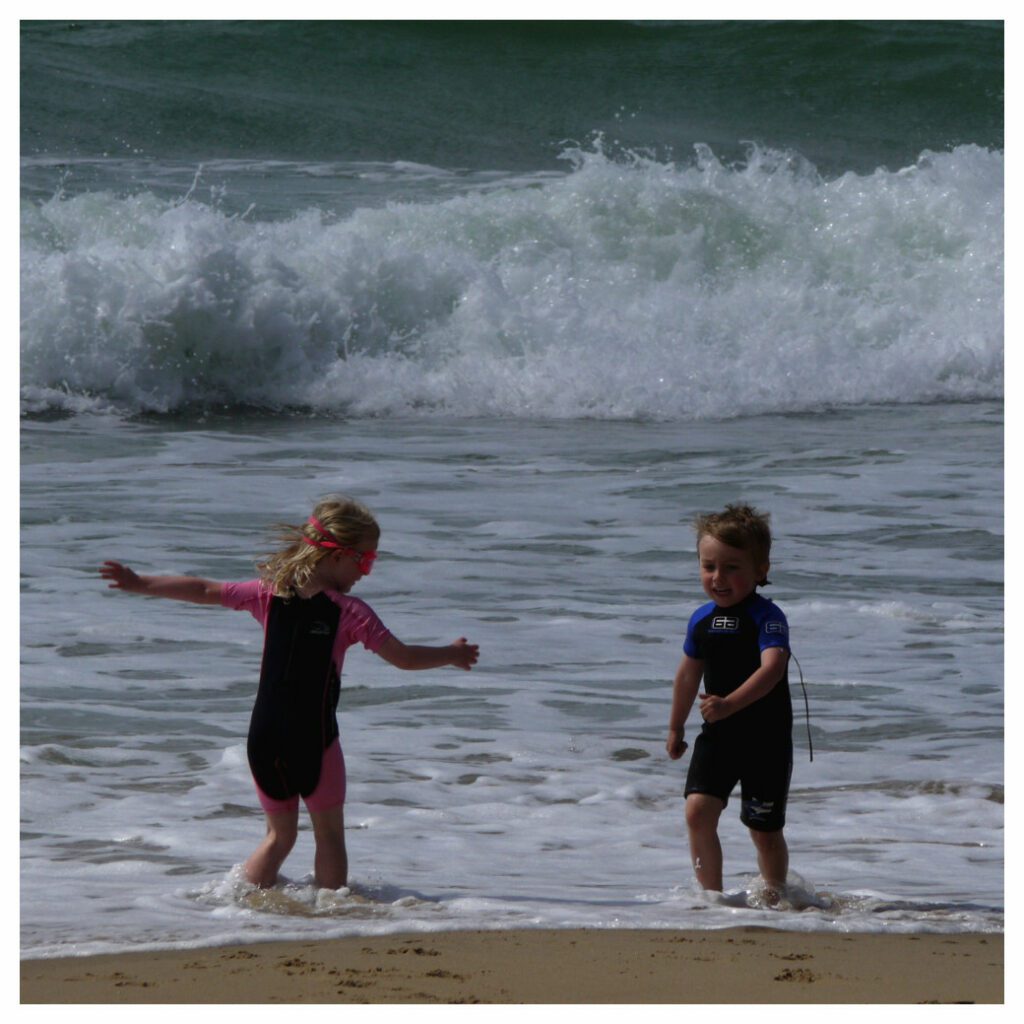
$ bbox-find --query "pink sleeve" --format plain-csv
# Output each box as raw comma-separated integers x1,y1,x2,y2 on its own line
220,579,273,628
336,596,392,653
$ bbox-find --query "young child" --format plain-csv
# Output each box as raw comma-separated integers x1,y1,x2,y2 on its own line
666,503,792,897
100,495,479,891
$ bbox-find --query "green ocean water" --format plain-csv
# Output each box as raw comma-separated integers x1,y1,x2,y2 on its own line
22,20,1003,176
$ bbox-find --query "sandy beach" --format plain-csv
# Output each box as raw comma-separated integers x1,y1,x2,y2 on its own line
20,927,1002,1004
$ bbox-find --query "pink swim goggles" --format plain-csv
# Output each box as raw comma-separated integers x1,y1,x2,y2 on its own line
302,516,377,575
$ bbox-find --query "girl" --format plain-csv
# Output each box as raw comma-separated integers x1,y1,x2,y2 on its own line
100,495,479,891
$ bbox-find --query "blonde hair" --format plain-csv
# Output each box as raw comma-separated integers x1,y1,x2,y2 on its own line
257,495,380,598
694,503,773,583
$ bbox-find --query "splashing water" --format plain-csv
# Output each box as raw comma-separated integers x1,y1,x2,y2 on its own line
21,142,1002,420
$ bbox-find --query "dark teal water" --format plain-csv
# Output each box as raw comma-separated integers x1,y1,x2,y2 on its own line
21,20,1003,176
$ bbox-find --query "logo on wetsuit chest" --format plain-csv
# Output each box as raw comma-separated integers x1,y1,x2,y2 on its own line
710,615,740,632
308,621,332,637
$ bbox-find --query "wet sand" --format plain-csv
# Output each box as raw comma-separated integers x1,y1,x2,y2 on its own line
20,927,1003,1003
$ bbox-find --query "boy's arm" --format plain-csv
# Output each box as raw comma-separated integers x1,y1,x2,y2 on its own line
698,647,788,723
666,654,704,759
375,635,479,672
100,561,224,605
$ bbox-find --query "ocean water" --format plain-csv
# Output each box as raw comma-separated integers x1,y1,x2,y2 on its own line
20,21,1003,958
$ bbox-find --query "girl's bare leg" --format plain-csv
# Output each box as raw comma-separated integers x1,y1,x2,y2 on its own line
309,806,348,889
685,793,725,890
244,810,298,887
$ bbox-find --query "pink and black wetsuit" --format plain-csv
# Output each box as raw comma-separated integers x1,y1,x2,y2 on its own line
221,581,391,812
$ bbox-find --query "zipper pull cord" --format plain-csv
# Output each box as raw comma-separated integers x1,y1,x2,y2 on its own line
790,651,813,762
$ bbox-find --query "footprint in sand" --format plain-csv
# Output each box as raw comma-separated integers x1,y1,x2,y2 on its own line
774,967,818,983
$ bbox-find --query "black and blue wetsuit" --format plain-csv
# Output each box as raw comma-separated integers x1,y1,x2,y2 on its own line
682,593,793,831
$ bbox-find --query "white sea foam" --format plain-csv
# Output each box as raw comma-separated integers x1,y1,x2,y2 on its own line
20,143,1003,419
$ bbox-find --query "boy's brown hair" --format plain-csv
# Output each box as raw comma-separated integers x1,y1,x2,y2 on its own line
694,503,772,583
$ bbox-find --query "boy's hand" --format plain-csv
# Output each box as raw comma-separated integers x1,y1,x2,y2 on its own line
450,638,479,671
100,561,142,593
666,729,688,759
698,692,732,723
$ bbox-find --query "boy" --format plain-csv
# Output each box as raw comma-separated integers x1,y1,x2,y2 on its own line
666,503,792,896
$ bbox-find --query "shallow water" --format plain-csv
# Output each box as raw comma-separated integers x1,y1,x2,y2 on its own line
20,404,1003,956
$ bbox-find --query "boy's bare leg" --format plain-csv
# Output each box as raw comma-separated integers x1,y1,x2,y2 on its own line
309,806,348,889
685,793,725,890
750,827,789,890
245,810,299,887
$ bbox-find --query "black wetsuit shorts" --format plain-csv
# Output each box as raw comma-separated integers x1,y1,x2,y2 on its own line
684,730,793,832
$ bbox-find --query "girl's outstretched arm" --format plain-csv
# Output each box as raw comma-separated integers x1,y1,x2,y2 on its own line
100,561,224,605
376,635,479,672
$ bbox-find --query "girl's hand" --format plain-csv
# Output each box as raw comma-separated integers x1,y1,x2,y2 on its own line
100,560,142,592
698,692,732,724
450,638,479,671
666,729,689,759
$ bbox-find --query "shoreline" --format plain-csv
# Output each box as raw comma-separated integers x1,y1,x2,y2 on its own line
20,927,1003,1004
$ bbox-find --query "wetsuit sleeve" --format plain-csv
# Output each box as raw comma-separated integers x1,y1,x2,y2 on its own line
220,579,272,627
758,604,790,653
336,596,393,653
683,606,706,659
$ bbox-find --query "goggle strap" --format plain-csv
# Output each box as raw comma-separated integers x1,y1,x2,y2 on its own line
303,515,342,549
301,517,376,574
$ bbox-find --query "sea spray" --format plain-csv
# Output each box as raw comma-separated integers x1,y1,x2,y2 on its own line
21,143,1003,420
